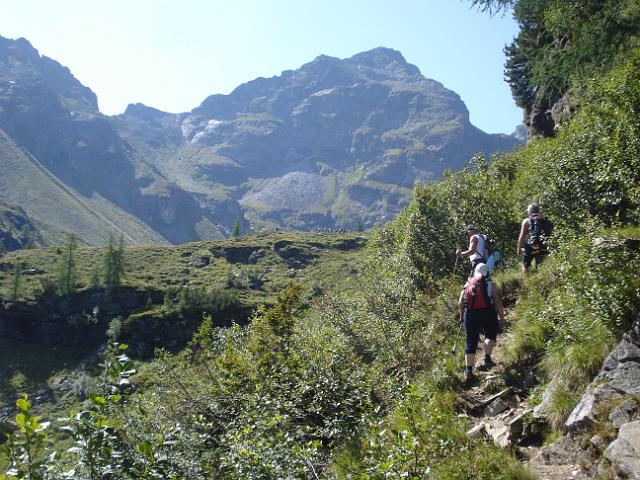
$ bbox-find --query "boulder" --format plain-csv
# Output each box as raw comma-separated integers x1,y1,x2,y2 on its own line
484,398,509,417
533,377,559,419
536,434,588,466
485,420,511,448
604,420,640,479
189,255,210,268
565,331,640,431
479,409,530,448
466,422,485,439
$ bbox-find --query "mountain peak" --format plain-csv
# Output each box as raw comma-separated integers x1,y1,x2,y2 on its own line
348,47,407,66
346,47,422,79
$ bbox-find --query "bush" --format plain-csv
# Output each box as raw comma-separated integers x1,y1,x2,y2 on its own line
508,228,640,424
372,154,520,288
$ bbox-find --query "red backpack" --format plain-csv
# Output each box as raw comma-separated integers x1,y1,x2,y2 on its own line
465,276,492,310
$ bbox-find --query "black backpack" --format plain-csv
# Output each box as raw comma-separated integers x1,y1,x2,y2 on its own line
527,216,552,249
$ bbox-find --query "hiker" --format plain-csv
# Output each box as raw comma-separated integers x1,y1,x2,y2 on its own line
517,204,554,274
456,225,498,275
458,263,505,382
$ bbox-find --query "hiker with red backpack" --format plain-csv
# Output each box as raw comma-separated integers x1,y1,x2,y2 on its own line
517,204,554,274
457,263,505,382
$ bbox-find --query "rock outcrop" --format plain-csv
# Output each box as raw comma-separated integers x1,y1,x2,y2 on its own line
565,330,640,431
534,326,640,479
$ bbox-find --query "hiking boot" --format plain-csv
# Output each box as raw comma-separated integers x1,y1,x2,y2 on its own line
477,355,497,371
464,367,474,383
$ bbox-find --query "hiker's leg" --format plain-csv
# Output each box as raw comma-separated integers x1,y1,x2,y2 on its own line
482,309,499,359
522,247,533,274
464,310,479,367
483,338,496,356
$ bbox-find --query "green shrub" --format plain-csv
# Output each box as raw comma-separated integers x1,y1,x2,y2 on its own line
372,154,520,288
431,442,537,480
508,228,640,424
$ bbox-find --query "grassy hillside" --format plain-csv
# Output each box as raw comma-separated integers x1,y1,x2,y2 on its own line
0,130,168,245
0,231,367,304
0,231,368,448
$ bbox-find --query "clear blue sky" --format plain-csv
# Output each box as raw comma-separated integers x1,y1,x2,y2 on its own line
1,0,521,134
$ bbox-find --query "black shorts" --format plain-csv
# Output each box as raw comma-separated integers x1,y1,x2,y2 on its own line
523,245,548,268
464,307,498,354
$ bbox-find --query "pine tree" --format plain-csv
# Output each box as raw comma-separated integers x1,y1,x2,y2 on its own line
89,266,100,288
103,234,115,289
55,233,77,296
10,260,21,301
103,234,125,290
231,219,241,241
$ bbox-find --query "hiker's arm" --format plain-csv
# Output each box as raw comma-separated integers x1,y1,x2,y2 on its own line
456,236,477,257
493,285,505,329
517,219,528,256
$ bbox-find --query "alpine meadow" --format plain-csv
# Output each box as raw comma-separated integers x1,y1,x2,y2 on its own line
1,1,640,479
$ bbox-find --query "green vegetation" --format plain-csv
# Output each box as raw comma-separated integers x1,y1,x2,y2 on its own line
54,234,77,297
9,259,21,302
231,219,241,241
474,0,640,135
102,234,125,291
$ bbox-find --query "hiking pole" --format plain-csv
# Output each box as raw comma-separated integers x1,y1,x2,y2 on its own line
450,316,464,355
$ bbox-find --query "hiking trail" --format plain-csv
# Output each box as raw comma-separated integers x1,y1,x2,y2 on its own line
456,309,586,480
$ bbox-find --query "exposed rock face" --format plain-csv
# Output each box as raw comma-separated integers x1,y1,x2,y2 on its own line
604,421,640,479
0,198,44,250
0,36,522,242
565,330,640,431
0,36,226,244
535,327,640,479
130,47,521,231
524,92,580,139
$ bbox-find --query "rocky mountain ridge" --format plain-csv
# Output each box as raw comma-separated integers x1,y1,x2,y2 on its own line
0,36,521,244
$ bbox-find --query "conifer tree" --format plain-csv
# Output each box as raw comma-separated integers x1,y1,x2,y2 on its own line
231,219,241,241
89,266,100,288
55,233,77,296
10,260,21,301
103,234,125,290
103,234,115,288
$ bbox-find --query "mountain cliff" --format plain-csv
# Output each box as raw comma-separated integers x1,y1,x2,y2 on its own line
0,37,521,243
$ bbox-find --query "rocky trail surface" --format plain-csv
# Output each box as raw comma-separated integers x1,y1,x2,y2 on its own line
456,311,640,480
